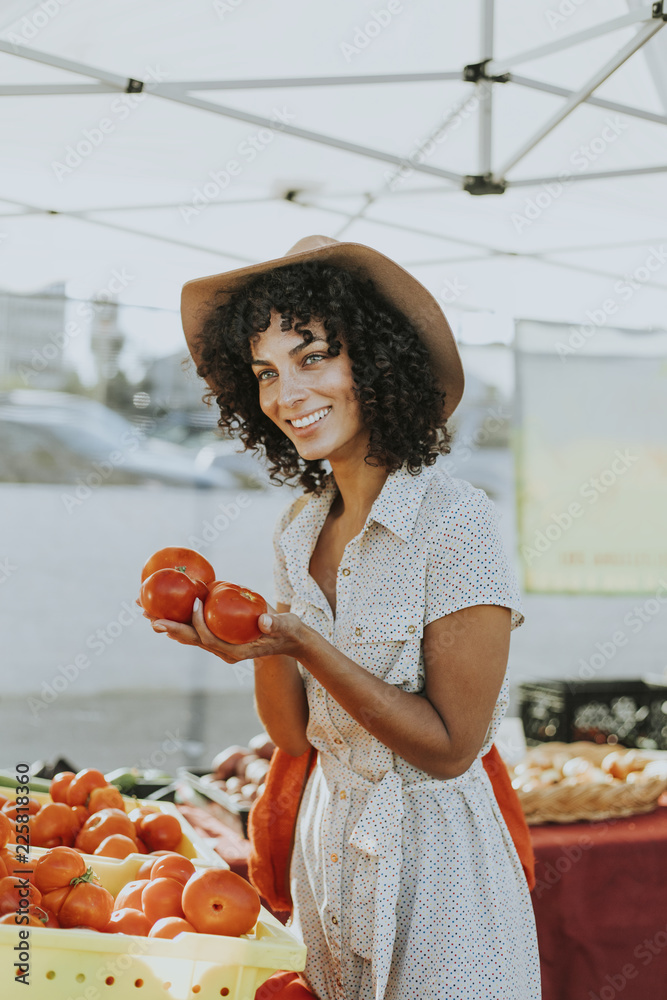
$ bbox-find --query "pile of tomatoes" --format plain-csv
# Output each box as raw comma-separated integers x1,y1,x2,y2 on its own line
139,547,267,644
0,844,260,938
0,768,182,857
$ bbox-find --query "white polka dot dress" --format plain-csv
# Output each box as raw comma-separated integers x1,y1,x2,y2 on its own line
273,462,541,1000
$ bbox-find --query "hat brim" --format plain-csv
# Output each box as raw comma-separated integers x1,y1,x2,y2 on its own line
181,238,464,420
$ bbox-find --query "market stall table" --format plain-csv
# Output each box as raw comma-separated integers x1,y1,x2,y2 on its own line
531,803,667,1000
178,801,667,1000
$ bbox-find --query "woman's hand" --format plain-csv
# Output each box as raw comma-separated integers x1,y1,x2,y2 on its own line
138,597,309,664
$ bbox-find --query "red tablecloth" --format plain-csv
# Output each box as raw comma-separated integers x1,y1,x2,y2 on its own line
179,802,667,1000
531,804,667,1000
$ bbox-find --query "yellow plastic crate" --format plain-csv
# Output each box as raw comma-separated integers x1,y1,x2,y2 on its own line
0,851,306,999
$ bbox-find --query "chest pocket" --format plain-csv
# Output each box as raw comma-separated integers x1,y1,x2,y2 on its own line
347,612,424,690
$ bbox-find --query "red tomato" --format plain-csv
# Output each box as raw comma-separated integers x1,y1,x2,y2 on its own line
0,849,36,882
30,905,59,928
140,813,182,853
0,876,42,915
31,803,79,848
67,769,108,808
150,854,195,886
142,877,185,925
148,916,195,939
87,786,125,814
50,771,76,804
58,881,114,931
140,569,208,624
2,798,41,821
94,835,137,860
0,813,11,851
114,879,149,911
0,911,44,927
104,907,151,936
181,869,260,937
141,547,215,586
203,583,267,644
76,809,136,854
34,847,87,894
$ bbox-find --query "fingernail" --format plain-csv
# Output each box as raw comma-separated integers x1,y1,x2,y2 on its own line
193,599,201,612
153,624,167,633
260,614,272,629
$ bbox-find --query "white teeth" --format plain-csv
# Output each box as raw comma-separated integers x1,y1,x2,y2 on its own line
291,407,330,429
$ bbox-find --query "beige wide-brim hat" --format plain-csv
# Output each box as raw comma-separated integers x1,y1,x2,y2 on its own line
181,234,464,419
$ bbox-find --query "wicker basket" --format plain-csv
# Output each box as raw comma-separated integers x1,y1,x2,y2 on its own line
510,741,667,825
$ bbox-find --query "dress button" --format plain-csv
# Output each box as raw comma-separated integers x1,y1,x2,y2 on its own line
316,689,323,699
331,915,338,925
340,790,347,800
334,738,343,745
354,627,362,637
331,853,338,862
407,625,416,634
341,567,351,576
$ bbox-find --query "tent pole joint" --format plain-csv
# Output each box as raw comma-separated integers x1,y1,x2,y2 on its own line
463,59,509,84
652,1,667,19
463,173,507,195
126,79,144,94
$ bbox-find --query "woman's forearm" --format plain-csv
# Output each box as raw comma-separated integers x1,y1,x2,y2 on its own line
253,653,310,757
297,626,468,779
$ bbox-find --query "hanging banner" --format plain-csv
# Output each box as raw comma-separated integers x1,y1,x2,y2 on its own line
514,319,667,594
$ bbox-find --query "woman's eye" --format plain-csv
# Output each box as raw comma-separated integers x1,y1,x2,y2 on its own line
304,353,327,364
256,369,275,381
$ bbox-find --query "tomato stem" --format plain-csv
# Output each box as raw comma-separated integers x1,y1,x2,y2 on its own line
69,867,98,886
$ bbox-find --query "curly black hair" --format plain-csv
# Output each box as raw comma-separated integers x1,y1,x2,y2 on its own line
193,259,453,495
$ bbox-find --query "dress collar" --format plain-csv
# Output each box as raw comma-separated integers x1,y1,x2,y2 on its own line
279,462,437,606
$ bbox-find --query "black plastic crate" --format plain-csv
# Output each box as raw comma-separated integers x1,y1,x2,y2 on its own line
518,679,667,750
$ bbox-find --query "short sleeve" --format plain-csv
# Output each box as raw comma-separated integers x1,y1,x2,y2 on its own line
272,497,300,607
424,489,525,631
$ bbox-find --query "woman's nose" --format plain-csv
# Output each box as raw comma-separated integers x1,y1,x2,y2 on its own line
277,369,307,409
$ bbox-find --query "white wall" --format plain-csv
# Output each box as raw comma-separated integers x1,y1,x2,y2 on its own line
0,481,298,700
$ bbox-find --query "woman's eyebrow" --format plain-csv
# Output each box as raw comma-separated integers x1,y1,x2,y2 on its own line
250,337,328,367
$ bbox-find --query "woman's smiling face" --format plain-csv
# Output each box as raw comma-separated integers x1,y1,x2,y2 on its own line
250,309,367,463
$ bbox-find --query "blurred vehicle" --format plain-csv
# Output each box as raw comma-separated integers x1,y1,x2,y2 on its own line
195,438,273,490
0,390,240,488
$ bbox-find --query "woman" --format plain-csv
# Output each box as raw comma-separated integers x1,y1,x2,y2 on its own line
153,236,541,999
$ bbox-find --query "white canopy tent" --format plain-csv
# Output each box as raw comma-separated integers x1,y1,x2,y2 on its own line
0,0,666,350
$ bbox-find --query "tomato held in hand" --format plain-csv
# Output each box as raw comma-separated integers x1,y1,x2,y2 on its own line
203,583,267,644
181,868,260,937
140,569,208,624
141,547,215,587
